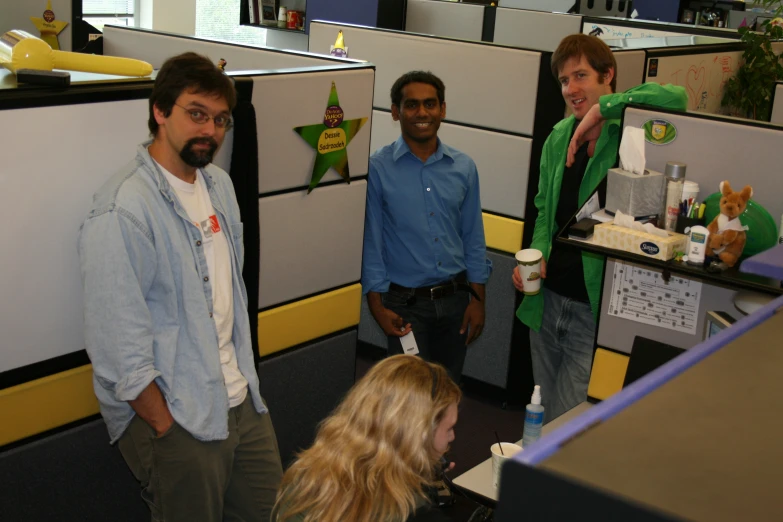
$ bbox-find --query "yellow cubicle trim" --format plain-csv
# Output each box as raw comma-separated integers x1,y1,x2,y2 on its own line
482,212,524,255
0,364,99,447
258,283,362,357
587,348,630,401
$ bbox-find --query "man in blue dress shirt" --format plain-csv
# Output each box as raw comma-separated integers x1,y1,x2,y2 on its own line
361,71,492,383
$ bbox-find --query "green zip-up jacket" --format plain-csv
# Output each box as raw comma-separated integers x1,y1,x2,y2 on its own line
516,83,688,332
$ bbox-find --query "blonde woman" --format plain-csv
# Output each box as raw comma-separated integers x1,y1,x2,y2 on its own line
273,354,461,522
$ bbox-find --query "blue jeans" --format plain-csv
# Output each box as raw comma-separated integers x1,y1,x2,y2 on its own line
529,290,595,422
382,290,470,383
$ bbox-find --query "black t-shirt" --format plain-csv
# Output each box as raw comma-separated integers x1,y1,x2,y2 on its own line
544,129,598,303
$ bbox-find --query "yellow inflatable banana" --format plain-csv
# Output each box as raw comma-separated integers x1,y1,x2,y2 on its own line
0,30,153,77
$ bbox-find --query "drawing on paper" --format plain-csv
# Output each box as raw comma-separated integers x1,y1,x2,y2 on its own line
608,261,702,335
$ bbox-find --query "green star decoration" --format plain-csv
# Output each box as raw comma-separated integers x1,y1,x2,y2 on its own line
294,81,367,193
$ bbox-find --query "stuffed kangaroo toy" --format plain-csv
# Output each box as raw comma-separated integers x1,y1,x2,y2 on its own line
705,181,752,268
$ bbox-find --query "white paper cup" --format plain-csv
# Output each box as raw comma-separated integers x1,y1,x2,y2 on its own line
515,249,543,295
682,180,699,202
491,442,522,489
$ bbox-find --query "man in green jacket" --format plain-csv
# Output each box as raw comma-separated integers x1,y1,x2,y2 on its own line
512,34,687,420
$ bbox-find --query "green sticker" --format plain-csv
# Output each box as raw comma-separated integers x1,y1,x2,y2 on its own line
642,119,677,145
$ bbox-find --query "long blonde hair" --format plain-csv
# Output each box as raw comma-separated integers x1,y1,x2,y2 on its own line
274,355,461,522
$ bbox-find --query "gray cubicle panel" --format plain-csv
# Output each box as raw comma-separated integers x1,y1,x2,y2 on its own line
597,259,745,353
405,0,489,42
308,21,544,136
493,8,583,51
252,68,372,309
612,49,646,93
622,105,783,223
102,25,347,71
498,0,574,12
770,81,783,125
370,110,532,220
593,105,783,355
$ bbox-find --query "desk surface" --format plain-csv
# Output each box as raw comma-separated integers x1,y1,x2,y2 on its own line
452,401,593,503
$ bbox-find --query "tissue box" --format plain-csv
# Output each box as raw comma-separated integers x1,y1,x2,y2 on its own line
605,168,664,218
593,222,687,261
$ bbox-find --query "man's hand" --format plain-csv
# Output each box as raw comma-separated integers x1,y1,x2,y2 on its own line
512,259,547,293
367,292,412,337
567,103,604,167
374,307,413,336
130,382,175,437
460,285,485,345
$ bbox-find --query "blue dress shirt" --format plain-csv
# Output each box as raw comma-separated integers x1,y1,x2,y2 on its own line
361,136,491,294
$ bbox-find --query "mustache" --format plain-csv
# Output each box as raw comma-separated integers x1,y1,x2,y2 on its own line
186,137,219,148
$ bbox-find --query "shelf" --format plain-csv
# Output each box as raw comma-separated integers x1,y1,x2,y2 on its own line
242,22,306,34
555,235,783,296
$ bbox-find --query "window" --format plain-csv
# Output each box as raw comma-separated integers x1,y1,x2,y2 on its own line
196,0,267,47
82,0,136,31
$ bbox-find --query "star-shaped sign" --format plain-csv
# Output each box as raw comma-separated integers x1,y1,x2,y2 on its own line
294,81,367,193
30,1,68,50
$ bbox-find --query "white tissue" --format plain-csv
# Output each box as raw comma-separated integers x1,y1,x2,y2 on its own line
618,127,646,175
613,210,669,238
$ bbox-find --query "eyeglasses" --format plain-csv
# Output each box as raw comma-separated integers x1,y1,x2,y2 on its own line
174,103,233,130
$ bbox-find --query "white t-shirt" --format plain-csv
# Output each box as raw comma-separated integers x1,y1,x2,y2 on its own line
159,163,248,407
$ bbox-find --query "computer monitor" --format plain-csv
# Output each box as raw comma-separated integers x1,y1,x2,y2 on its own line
703,310,736,340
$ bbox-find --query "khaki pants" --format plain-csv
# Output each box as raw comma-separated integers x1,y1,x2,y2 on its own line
117,395,283,522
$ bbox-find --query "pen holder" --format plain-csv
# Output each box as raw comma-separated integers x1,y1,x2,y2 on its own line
675,216,704,234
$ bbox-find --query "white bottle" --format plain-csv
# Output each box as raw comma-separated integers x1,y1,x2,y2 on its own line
522,385,545,447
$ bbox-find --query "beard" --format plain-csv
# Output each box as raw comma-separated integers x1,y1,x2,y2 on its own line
179,137,218,168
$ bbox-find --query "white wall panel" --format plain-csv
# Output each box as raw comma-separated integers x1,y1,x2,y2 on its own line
371,110,531,218
309,22,542,136
0,99,150,372
258,181,366,308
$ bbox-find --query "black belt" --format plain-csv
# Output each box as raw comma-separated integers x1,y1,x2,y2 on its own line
389,272,480,304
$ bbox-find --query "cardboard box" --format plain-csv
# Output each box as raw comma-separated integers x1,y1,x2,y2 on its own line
592,222,687,261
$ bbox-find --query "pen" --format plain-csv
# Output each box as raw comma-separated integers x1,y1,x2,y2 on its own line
698,203,706,219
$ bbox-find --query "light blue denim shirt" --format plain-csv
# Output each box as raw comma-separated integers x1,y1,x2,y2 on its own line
78,141,266,444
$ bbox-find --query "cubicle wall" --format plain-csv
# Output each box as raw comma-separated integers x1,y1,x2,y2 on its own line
770,81,783,125
102,25,348,71
493,7,582,51
588,105,783,400
0,32,374,470
498,0,574,12
309,20,565,391
405,0,491,41
401,4,742,116
580,15,741,41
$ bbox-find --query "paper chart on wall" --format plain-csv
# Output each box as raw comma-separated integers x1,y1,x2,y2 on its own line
608,261,702,335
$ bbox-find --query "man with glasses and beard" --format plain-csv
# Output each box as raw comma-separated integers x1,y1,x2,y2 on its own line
78,52,283,522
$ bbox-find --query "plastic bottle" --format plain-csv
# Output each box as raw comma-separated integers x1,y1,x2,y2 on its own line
661,161,687,232
522,385,545,447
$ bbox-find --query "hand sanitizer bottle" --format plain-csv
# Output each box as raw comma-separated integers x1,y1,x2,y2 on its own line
522,385,545,447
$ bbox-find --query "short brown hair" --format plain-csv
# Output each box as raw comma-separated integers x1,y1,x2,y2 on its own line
148,52,236,136
551,34,617,92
